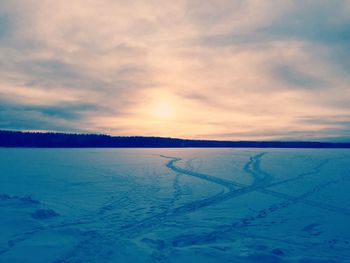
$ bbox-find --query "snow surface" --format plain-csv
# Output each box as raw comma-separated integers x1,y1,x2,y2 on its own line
0,148,349,263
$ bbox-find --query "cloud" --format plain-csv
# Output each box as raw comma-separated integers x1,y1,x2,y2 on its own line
0,0,349,141
0,99,97,132
0,15,11,39
272,64,325,89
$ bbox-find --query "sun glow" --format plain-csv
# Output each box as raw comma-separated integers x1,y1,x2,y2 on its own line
151,101,175,120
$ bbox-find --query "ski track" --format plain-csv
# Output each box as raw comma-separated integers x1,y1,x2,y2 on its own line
160,154,350,218
158,153,350,255
32,153,271,261
115,153,274,238
171,179,341,248
2,151,350,262
63,152,348,243
119,152,349,261
266,159,330,188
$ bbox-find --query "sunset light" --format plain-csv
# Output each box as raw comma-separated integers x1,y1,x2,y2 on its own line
151,100,176,120
1,1,350,262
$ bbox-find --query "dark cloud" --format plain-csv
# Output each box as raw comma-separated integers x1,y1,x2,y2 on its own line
272,65,325,89
198,130,320,140
297,116,350,127
0,15,11,39
323,44,350,75
0,100,96,132
179,92,231,110
197,1,350,47
16,58,110,91
24,104,96,120
270,0,350,45
22,59,77,79
198,129,350,142
198,21,350,53
0,109,82,132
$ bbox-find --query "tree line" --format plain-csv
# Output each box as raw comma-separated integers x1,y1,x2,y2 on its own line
1,130,349,148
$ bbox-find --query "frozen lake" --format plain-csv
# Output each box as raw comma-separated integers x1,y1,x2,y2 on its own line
0,148,349,263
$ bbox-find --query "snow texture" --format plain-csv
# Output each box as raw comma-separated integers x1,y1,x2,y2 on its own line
0,148,349,262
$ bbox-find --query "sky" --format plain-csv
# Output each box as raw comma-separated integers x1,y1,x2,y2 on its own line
0,0,350,141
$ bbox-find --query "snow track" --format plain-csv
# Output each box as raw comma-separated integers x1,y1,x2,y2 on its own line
1,149,349,262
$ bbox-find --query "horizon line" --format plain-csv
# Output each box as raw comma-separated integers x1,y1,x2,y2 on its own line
1,129,350,145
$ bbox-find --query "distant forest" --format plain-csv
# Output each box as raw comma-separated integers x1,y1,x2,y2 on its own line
1,130,350,148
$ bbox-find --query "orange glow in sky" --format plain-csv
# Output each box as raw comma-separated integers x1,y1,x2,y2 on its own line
0,1,350,141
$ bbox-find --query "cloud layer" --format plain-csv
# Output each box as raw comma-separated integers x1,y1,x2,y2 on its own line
1,0,350,141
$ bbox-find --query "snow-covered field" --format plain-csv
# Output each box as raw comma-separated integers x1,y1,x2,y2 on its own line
0,148,349,263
